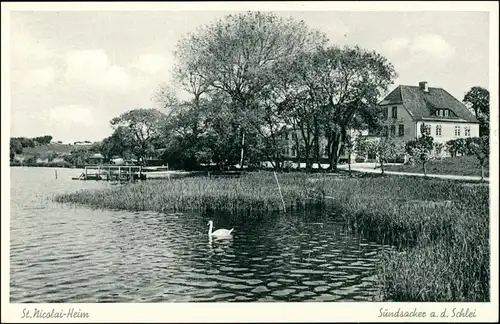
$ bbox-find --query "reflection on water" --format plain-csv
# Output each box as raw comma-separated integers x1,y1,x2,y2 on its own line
10,167,391,302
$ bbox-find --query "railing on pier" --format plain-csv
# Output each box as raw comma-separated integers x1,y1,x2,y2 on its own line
80,165,144,182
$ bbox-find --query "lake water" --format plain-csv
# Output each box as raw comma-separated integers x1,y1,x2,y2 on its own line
10,167,391,302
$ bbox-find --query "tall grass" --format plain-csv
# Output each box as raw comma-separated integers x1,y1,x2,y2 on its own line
55,171,490,302
56,172,327,215
315,175,489,302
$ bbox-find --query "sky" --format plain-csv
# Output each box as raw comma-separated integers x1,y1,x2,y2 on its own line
8,9,490,143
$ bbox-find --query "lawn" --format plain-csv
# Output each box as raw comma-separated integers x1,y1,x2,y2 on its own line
55,171,490,302
383,155,489,177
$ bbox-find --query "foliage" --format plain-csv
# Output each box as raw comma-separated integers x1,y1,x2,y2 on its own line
468,135,490,181
11,135,53,149
432,142,445,159
287,45,398,171
404,124,435,175
463,86,489,136
174,11,328,169
370,137,404,174
10,138,23,161
354,135,371,159
172,11,397,172
110,109,168,165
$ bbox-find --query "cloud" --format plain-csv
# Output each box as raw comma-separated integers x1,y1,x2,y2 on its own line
64,49,131,90
409,34,456,60
11,29,57,65
21,67,56,87
49,105,95,126
382,37,410,54
134,54,167,74
381,34,456,61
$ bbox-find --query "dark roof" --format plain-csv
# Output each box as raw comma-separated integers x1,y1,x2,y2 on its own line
379,85,479,123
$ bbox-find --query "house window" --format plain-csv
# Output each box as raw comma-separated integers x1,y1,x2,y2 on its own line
284,146,290,155
383,108,388,120
390,125,396,136
436,110,443,117
284,132,289,140
444,110,449,117
291,147,297,157
454,126,461,136
436,125,442,136
398,124,404,136
392,106,398,119
424,125,431,135
465,126,471,137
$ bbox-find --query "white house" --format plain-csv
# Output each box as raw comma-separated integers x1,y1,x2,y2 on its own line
278,81,479,165
375,81,480,143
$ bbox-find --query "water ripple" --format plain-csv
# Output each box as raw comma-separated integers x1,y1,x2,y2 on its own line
10,167,391,302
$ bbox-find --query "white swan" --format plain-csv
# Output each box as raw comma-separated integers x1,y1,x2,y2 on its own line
207,220,234,238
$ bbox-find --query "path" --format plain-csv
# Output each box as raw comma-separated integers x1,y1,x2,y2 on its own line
337,163,490,182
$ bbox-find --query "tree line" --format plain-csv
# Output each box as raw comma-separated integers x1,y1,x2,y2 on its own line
98,12,398,171
11,12,489,174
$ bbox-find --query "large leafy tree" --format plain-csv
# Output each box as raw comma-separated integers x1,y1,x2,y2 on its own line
110,109,168,165
291,45,397,171
463,86,490,136
100,126,135,161
175,11,327,169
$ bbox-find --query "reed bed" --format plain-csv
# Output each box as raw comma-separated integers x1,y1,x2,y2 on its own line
55,171,490,302
56,172,326,214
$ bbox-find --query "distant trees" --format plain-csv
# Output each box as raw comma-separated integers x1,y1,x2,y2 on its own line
32,135,53,145
10,135,55,162
10,138,23,161
463,87,489,136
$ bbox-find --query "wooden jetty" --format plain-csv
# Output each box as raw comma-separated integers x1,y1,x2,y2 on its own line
73,165,146,182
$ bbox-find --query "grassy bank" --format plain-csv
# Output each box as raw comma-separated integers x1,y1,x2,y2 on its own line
55,171,490,302
383,155,489,177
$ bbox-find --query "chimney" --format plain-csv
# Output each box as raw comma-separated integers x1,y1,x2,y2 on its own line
419,81,429,92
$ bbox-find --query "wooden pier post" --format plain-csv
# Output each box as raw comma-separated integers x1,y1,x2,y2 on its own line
85,167,88,181
118,166,121,182
98,166,101,180
129,166,132,182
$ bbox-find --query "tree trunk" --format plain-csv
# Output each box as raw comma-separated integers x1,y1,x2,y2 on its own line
348,153,352,177
239,131,245,170
423,161,427,176
380,160,385,175
304,141,312,172
330,133,343,173
293,136,301,171
326,135,334,171
481,163,484,182
314,134,322,171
